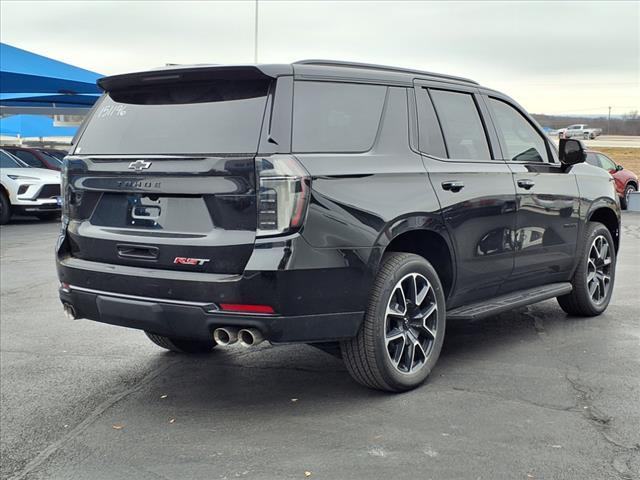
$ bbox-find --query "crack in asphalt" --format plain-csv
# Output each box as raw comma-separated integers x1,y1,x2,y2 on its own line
522,307,639,479
7,359,180,480
566,374,640,480
448,385,578,414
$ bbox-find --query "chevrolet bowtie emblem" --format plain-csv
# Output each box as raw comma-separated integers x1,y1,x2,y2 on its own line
128,159,152,172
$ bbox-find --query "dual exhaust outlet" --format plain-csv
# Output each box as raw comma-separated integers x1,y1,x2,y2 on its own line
213,327,264,347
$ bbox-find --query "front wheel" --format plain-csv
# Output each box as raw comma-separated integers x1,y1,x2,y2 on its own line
145,332,216,353
341,253,446,392
557,222,616,316
621,184,636,210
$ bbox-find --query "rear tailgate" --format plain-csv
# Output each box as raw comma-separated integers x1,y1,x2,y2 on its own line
64,67,280,274
65,155,257,274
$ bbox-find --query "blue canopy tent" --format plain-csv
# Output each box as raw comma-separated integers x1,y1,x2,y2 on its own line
0,43,102,138
0,114,79,137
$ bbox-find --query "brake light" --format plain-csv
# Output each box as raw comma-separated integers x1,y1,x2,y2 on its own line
256,155,310,237
219,303,275,314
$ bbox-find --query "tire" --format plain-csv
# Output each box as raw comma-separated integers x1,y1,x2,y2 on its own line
557,222,616,316
620,184,636,210
145,332,216,353
340,252,446,392
0,190,11,225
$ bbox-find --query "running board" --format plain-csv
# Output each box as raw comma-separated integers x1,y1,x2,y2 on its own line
447,282,572,321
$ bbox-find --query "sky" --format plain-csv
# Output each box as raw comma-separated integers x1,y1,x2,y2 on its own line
1,0,638,115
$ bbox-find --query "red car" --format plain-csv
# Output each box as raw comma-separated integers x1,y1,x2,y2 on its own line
2,146,62,171
586,150,638,209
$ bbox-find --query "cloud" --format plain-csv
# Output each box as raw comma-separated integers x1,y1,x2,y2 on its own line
1,0,638,113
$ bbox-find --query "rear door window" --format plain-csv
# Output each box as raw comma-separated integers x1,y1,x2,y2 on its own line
292,81,387,153
75,79,271,155
487,98,549,163
429,90,491,161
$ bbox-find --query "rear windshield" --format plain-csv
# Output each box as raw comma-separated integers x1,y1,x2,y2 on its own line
75,79,270,155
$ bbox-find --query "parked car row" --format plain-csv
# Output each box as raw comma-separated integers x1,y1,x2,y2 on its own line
0,148,65,224
2,146,66,171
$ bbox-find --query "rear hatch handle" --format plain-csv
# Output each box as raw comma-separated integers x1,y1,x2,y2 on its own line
117,244,159,260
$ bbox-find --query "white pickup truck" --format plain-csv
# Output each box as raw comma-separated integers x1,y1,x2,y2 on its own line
559,124,603,140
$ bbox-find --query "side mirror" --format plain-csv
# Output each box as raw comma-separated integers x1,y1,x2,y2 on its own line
559,138,586,166
616,164,624,171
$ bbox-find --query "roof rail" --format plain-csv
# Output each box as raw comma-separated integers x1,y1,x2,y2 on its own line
293,59,479,85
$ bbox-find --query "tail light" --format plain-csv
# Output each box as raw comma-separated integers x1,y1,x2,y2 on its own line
256,155,310,237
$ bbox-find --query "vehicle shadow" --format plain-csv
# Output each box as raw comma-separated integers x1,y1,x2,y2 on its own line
129,301,577,415
3,215,60,225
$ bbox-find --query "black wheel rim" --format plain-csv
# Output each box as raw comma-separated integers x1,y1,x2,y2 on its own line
384,273,438,374
587,235,612,305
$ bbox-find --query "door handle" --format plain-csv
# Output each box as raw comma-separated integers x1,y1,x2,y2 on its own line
117,244,159,260
517,179,535,190
441,180,465,192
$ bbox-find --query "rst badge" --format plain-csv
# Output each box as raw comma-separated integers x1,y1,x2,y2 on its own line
174,257,210,266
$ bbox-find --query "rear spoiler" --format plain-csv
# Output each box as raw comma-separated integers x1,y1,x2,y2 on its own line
98,64,293,92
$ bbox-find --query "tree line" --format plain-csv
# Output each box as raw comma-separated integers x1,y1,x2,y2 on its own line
532,111,639,136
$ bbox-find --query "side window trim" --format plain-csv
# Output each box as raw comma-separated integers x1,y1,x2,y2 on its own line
484,94,554,164
424,88,449,158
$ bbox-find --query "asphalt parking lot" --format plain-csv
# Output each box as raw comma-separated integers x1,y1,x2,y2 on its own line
1,215,639,480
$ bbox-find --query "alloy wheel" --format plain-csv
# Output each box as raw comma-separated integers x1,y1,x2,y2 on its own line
587,235,612,305
385,273,438,374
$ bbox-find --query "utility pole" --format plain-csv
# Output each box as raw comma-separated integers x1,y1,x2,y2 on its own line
607,106,611,135
254,0,259,64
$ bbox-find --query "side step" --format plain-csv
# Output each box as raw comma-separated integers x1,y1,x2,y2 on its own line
447,282,572,321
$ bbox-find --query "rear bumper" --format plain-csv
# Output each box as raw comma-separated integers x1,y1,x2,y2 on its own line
59,285,363,343
56,234,376,343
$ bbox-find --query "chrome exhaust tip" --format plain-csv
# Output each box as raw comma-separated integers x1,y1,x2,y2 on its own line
213,327,238,346
63,303,76,320
238,328,264,347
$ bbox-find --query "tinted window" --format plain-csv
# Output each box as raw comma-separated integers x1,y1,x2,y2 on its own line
76,79,270,155
597,154,617,171
293,81,386,153
429,90,491,160
11,150,45,168
1,150,25,168
40,152,63,167
415,87,447,158
586,153,600,167
488,98,548,162
42,150,66,160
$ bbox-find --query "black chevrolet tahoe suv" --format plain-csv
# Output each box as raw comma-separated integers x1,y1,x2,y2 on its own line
57,60,620,392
